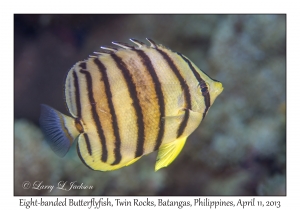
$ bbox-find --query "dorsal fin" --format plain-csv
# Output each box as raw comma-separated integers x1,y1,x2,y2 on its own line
130,38,146,48
112,41,134,49
91,38,158,57
100,46,118,52
93,51,111,56
146,38,157,48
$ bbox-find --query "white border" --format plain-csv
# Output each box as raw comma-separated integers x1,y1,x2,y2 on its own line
3,1,298,209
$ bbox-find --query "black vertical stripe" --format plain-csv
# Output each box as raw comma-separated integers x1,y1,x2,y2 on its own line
110,54,145,158
202,93,211,119
77,139,95,170
79,62,86,69
132,49,165,151
65,76,73,115
176,53,211,119
79,69,108,162
73,71,82,118
155,49,192,138
176,109,190,138
94,58,122,165
83,133,92,155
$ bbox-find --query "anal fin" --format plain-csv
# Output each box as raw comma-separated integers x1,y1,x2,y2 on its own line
125,156,142,167
155,137,187,171
77,132,142,171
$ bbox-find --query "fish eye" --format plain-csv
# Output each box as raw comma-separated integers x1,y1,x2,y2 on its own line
201,86,208,93
198,82,208,95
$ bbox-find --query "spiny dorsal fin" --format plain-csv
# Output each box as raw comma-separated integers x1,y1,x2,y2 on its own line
130,38,147,48
112,41,134,49
92,51,111,56
100,46,118,52
91,38,158,57
146,38,157,48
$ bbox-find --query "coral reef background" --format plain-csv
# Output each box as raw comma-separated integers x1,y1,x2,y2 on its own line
14,14,286,195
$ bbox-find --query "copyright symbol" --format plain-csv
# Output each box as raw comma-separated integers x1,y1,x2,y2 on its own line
22,181,31,189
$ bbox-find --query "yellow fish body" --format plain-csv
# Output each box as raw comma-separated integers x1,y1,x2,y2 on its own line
40,38,223,171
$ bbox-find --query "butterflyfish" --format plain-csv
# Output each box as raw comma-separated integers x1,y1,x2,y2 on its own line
39,38,223,171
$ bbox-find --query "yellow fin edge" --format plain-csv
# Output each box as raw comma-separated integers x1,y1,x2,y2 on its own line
125,156,141,167
155,137,187,171
77,133,142,171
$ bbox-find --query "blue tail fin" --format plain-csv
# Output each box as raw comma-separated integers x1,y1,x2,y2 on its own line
39,104,80,157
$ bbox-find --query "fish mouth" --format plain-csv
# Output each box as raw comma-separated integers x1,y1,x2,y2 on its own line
209,81,223,104
214,81,223,96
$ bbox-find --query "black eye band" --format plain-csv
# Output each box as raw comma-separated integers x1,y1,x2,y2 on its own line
201,86,208,93
198,81,208,94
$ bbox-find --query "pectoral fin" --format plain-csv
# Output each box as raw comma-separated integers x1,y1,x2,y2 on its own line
155,137,187,171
